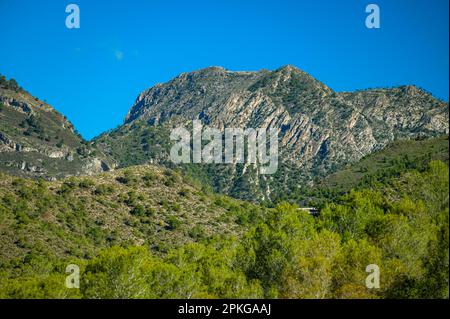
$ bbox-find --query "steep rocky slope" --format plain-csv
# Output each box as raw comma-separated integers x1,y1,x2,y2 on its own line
0,76,114,179
94,65,449,201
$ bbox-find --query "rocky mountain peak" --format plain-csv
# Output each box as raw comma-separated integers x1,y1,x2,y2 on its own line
98,65,448,201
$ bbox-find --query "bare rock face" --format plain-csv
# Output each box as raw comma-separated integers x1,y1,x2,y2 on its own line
98,65,449,201
0,131,16,151
82,157,113,175
0,96,33,114
47,150,66,158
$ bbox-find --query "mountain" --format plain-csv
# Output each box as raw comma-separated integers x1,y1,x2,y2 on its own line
0,75,114,179
94,65,449,202
0,68,448,299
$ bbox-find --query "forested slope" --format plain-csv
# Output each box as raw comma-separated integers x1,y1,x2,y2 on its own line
1,160,447,299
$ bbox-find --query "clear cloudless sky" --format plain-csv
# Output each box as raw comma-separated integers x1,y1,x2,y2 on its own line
0,0,448,140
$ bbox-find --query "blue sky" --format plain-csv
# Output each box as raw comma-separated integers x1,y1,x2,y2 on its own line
0,0,448,140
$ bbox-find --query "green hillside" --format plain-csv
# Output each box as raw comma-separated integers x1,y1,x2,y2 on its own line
0,164,267,268
278,135,449,207
0,160,448,299
321,135,449,191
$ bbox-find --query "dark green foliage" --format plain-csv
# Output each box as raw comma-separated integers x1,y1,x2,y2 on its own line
78,179,95,189
116,170,138,185
93,184,114,196
130,204,146,217
165,215,182,230
0,75,20,91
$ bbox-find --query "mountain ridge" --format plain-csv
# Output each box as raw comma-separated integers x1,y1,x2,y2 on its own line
1,66,448,202
0,75,114,179
94,65,449,201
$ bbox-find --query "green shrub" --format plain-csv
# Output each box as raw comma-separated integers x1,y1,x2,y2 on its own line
165,215,182,230
130,204,146,217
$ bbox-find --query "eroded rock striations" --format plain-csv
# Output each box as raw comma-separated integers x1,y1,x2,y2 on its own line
95,65,449,201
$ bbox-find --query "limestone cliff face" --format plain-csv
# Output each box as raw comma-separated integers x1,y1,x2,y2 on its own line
0,80,114,179
122,66,448,180
96,65,448,201
95,65,449,200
